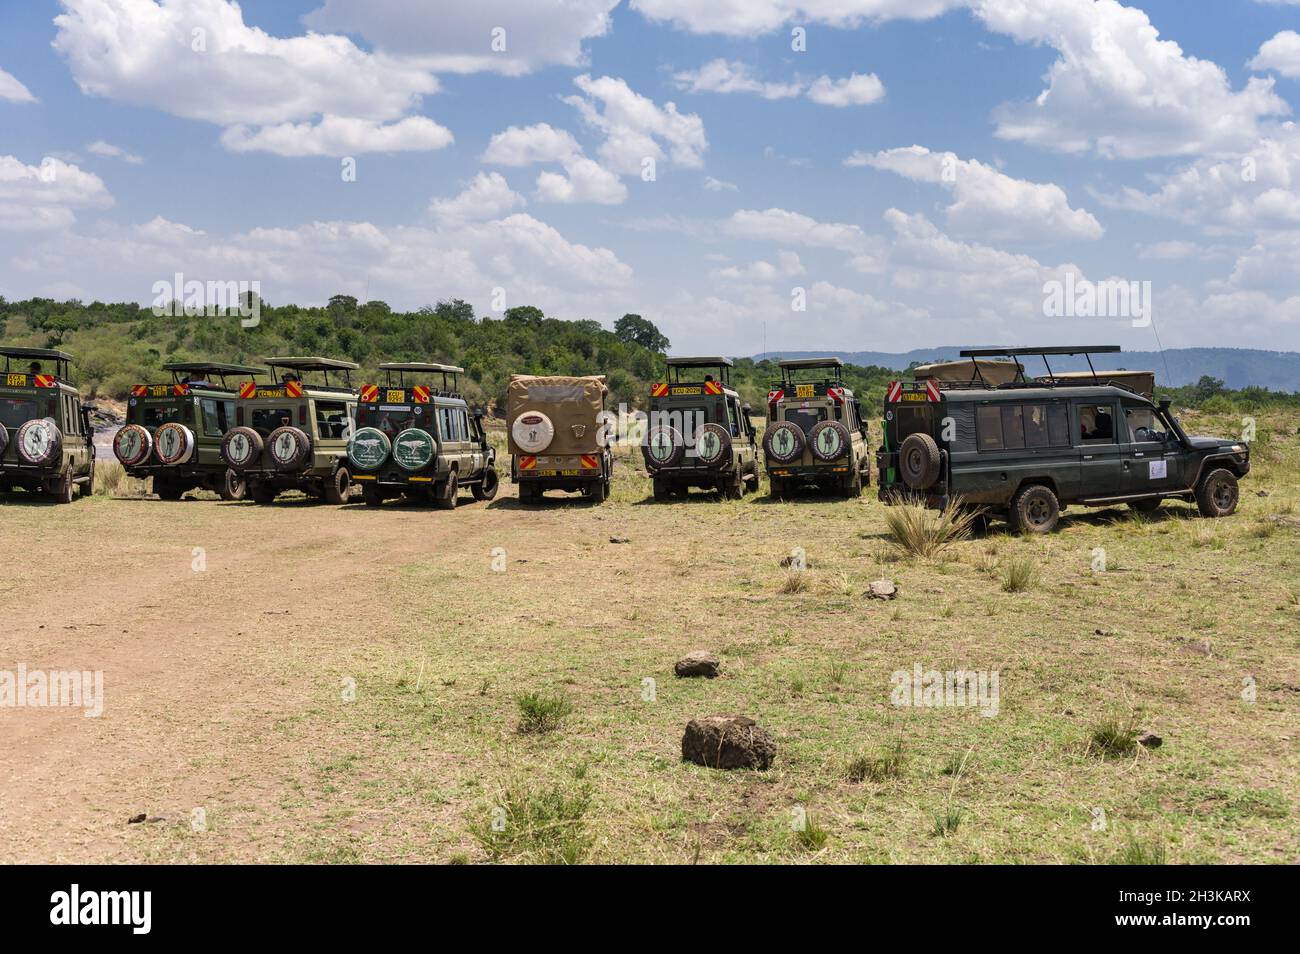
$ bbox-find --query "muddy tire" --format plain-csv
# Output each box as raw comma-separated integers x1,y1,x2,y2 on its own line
1196,468,1238,518
809,420,851,463
323,466,351,505
1129,497,1162,514
763,421,804,465
644,424,685,469
15,419,62,467
694,424,732,468
722,467,744,499
437,470,458,510
899,433,941,490
219,468,246,501
222,427,264,471
1011,483,1060,534
473,466,499,501
267,426,312,472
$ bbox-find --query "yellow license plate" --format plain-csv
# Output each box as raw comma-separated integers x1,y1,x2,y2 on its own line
387,390,405,403
6,374,26,386
795,384,815,398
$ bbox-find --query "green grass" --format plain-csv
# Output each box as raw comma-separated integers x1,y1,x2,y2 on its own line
515,692,574,735
846,739,907,783
1000,557,1039,593
882,501,977,559
470,781,593,864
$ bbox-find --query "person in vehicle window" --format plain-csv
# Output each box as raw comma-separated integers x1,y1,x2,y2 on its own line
1093,410,1113,440
28,361,41,375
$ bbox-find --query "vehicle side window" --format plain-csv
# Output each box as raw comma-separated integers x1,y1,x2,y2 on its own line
1123,405,1166,443
220,400,235,433
726,399,739,436
1078,404,1117,444
201,399,222,437
458,409,468,441
976,406,1004,451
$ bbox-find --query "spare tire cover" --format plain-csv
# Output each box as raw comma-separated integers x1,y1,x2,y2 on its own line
694,423,732,467
512,411,554,453
809,420,851,462
643,424,685,469
347,426,391,471
154,422,196,465
15,418,62,466
267,426,312,471
393,428,437,472
763,421,805,464
113,424,153,466
0,421,7,459
222,426,263,470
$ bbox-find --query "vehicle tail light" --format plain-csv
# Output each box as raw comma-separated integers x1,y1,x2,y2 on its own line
298,405,307,426
236,407,244,425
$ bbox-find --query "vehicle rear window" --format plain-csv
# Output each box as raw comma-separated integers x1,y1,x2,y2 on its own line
0,397,37,429
142,404,182,429
251,407,293,434
315,400,350,439
784,407,826,434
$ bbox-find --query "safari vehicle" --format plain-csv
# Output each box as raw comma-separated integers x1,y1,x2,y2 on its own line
347,363,498,509
877,345,1251,533
508,374,612,503
762,357,871,498
0,347,95,503
641,357,759,499
220,357,359,505
113,361,267,501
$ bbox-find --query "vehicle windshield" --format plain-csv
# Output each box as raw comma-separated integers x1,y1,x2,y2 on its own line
1125,406,1169,443
251,407,294,435
0,397,37,429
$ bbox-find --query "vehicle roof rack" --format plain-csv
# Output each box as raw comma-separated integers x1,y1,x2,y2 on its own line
263,356,359,390
379,362,465,374
163,361,266,377
1,346,74,361
665,356,733,386
778,356,844,369
956,345,1121,389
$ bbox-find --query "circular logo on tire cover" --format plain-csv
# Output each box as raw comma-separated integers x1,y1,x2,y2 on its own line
817,426,843,458
697,429,722,461
156,423,190,464
271,429,302,466
114,426,146,464
20,420,56,462
348,426,390,470
393,428,436,471
771,427,797,458
648,428,676,463
227,431,255,466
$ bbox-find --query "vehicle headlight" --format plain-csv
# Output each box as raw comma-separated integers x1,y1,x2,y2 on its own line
1230,444,1246,454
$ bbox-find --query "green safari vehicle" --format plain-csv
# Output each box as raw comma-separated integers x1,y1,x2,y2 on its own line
0,347,96,503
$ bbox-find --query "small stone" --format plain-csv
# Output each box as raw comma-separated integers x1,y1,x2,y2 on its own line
682,715,776,770
1137,731,1163,749
609,536,631,544
127,813,147,824
1255,490,1270,497
675,651,720,679
779,555,812,569
866,580,897,600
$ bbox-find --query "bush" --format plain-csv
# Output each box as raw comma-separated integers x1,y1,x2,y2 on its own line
883,501,977,559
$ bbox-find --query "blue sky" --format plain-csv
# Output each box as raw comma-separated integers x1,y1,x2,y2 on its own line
1,0,1299,355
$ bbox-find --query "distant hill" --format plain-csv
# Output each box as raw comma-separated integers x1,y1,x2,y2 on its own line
753,347,1300,393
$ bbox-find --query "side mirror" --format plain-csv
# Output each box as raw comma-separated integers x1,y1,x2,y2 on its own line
742,403,753,415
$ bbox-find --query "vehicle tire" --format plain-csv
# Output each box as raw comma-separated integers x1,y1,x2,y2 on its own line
653,476,671,501
154,477,185,501
694,423,732,468
222,426,264,470
643,424,685,469
745,460,760,493
362,483,384,507
323,466,351,505
763,421,805,465
219,468,246,501
1129,498,1162,514
267,426,312,472
512,411,554,453
518,482,540,504
52,471,74,504
473,466,499,501
844,468,863,498
15,419,62,466
898,433,941,490
809,420,851,462
78,462,95,498
154,422,196,465
347,426,391,471
1196,468,1239,518
722,468,744,499
769,475,789,499
249,481,278,504
437,470,458,510
1011,483,1060,534
586,477,609,502
0,421,7,459
113,424,152,467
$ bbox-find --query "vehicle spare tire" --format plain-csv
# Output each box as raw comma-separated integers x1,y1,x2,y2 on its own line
347,426,391,471
808,420,851,462
222,426,264,470
694,423,732,467
512,411,554,453
267,426,312,471
0,421,8,459
643,424,685,469
763,421,805,464
899,432,942,490
154,422,196,465
393,428,437,472
113,424,153,467
15,418,62,467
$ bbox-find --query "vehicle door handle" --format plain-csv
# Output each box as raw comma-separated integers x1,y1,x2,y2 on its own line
1133,452,1144,457
1083,455,1093,460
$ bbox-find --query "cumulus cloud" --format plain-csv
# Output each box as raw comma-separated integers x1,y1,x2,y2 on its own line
1250,30,1300,79
483,123,626,205
87,141,144,164
429,172,526,225
724,207,875,252
0,155,113,232
805,73,885,106
565,74,707,175
483,124,583,167
673,59,885,107
713,250,805,281
703,176,738,192
631,0,967,37
535,158,627,205
221,116,452,157
848,145,1103,241
0,67,37,103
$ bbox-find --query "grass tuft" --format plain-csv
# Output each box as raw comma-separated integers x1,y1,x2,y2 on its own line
1087,715,1139,759
515,691,573,735
794,814,829,851
471,781,593,864
779,569,811,594
1000,556,1039,593
846,738,906,783
883,502,977,559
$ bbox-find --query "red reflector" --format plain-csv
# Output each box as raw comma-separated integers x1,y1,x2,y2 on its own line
298,405,307,426
236,406,244,425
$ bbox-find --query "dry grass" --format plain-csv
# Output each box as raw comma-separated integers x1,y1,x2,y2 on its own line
882,501,978,559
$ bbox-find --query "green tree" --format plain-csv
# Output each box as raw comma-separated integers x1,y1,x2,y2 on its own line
614,314,669,353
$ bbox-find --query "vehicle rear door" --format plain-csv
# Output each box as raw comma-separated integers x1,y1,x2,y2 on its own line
1119,402,1182,495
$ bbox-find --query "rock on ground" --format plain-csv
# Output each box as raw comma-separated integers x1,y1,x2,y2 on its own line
681,715,775,770
674,651,720,678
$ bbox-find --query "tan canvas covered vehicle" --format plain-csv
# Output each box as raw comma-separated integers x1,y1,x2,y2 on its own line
114,361,267,500
0,347,95,503
220,357,359,505
508,374,612,503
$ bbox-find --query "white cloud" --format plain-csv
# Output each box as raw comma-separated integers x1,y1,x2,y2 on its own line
1136,240,1211,261
0,67,37,103
221,116,452,157
806,72,885,107
429,172,526,225
703,176,738,192
136,215,206,242
672,60,803,99
848,145,1103,241
86,140,144,164
303,0,619,75
565,74,707,175
483,124,583,167
713,250,805,281
631,0,966,37
0,155,113,231
52,0,449,155
1250,31,1300,79
535,158,628,205
973,0,1290,159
